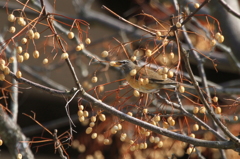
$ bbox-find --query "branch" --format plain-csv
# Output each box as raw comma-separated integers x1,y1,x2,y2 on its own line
218,0,240,19
179,43,240,148
0,107,34,159
6,69,238,150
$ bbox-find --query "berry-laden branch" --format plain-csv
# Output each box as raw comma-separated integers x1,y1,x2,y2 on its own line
6,69,237,150
1,0,240,158
179,43,240,148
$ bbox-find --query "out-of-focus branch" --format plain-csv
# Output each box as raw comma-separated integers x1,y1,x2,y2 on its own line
218,0,240,19
0,107,34,159
209,0,240,60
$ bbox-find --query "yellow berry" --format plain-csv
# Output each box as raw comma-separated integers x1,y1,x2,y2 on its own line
16,46,23,54
34,32,40,39
117,124,122,130
194,3,200,9
76,44,84,51
9,57,15,63
23,52,30,60
17,55,24,63
145,49,152,57
8,14,16,22
167,71,174,78
85,38,91,44
233,116,238,121
149,136,155,143
83,111,89,117
127,112,133,116
78,105,84,110
169,119,175,126
167,116,173,123
61,52,69,60
0,139,3,146
210,39,216,46
79,116,85,122
178,85,185,93
98,85,104,92
163,121,169,129
16,70,22,78
101,51,109,57
215,107,221,114
121,133,127,138
21,38,28,44
157,141,163,148
120,133,127,141
0,59,5,65
129,140,134,145
130,145,135,151
79,105,84,110
133,89,140,97
143,108,148,114
218,35,224,43
103,139,110,145
17,153,22,159
143,78,149,85
154,136,160,144
0,74,5,81
150,120,156,125
27,30,34,39
111,127,117,134
138,78,144,85
156,31,162,40
20,20,26,26
143,142,147,149
0,64,5,71
17,17,25,26
176,22,181,28
130,55,136,61
4,67,10,75
33,50,40,58
162,67,168,74
215,32,221,39
99,114,106,121
91,76,98,83
130,69,137,76
9,26,16,33
199,107,206,114
189,133,195,138
193,107,199,114
153,115,160,122
109,61,116,66
68,32,74,39
91,116,96,122
43,58,48,64
186,147,193,154
212,96,218,103
89,122,95,127
78,110,83,117
86,127,92,134
78,144,86,152
91,133,98,139
193,124,199,131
